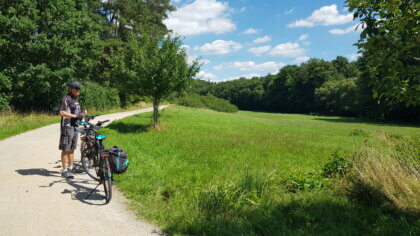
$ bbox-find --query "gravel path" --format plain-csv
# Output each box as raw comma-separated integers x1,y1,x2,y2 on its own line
0,106,168,235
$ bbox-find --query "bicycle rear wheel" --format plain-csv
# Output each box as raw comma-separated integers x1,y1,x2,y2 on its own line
81,148,100,181
102,158,112,204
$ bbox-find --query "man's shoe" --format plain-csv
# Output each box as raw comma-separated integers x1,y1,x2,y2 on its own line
62,170,74,179
69,166,84,173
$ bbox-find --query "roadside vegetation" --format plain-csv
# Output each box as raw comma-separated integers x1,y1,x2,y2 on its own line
102,106,419,235
176,94,238,113
0,102,151,141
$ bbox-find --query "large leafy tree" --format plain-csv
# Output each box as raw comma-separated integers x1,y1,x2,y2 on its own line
112,36,200,126
0,0,102,110
347,0,419,106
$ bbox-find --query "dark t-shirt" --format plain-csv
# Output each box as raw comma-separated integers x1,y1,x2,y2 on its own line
60,93,81,127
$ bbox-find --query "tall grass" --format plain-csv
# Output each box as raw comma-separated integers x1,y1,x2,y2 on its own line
0,111,59,140
350,134,420,211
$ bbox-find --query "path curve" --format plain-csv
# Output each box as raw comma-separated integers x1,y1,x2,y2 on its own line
0,106,169,235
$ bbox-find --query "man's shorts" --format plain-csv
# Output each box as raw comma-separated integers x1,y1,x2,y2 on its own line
59,126,78,151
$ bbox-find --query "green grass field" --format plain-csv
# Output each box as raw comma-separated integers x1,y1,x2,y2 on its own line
102,106,419,235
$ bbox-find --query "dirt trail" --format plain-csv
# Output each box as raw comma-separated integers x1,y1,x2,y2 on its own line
0,106,168,235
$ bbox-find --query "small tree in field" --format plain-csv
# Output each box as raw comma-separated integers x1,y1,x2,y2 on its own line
113,36,200,126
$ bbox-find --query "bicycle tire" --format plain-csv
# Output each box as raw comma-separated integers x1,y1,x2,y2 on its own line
81,148,100,181
102,158,112,203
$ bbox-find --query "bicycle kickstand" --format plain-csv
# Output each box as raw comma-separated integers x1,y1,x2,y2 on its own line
85,181,102,200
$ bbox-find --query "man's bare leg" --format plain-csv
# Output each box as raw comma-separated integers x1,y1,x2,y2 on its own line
61,151,70,170
68,151,74,168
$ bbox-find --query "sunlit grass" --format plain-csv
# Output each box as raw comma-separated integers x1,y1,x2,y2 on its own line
0,102,152,140
102,106,419,235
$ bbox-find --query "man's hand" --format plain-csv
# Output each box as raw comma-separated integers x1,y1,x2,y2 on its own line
76,114,83,120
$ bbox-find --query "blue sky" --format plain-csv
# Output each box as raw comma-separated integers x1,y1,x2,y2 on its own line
165,0,362,82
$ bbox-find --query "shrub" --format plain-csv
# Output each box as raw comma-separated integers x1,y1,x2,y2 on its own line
177,94,238,113
285,173,327,192
322,150,352,178
79,81,120,111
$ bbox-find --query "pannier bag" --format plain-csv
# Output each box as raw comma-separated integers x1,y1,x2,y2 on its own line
108,146,129,174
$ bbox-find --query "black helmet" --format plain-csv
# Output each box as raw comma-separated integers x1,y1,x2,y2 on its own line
67,81,81,89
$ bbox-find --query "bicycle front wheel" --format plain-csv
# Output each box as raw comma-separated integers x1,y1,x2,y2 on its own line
102,158,112,204
81,148,100,181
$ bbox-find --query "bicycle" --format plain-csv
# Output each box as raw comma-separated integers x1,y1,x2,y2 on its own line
79,115,113,203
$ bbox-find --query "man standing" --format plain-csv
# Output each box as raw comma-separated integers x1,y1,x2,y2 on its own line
59,81,84,179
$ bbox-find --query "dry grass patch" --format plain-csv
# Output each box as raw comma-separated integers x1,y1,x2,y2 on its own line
350,134,419,211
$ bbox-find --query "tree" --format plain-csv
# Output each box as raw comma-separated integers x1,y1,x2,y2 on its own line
347,0,419,106
0,0,102,110
112,36,200,126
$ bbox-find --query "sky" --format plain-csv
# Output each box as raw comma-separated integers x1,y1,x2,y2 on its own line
164,0,363,82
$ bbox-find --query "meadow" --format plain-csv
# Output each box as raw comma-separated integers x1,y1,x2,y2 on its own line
102,106,419,235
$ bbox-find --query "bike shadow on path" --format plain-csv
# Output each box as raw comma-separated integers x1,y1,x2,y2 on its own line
15,167,108,206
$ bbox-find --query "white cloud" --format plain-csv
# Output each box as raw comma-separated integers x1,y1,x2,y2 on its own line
214,61,284,72
287,4,353,28
197,70,217,80
298,34,308,41
182,45,211,65
294,56,310,64
253,35,271,44
164,0,236,36
241,28,259,34
188,55,211,65
269,43,305,58
329,24,363,35
194,40,242,55
248,45,272,56
347,53,362,61
224,73,261,82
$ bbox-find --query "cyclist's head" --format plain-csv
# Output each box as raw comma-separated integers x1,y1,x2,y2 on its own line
66,81,81,96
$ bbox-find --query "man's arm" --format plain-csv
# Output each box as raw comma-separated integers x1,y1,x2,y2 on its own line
59,110,77,118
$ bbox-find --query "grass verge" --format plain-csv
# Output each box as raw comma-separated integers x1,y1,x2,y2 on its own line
102,106,420,235
0,102,151,141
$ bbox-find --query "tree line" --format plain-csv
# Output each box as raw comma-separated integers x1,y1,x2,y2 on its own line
0,0,199,125
188,56,419,122
188,0,419,123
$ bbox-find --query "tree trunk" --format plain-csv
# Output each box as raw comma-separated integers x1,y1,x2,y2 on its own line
152,97,159,127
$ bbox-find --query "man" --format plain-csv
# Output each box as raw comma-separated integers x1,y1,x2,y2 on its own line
59,81,84,179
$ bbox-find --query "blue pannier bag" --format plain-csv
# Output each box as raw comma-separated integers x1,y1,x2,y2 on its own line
108,146,129,174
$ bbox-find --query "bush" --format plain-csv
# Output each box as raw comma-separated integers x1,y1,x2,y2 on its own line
322,150,352,178
79,81,120,111
177,94,238,113
0,73,11,111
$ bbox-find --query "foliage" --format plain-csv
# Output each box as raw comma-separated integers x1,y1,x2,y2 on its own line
0,72,11,111
188,55,419,122
322,150,352,178
112,36,200,126
346,0,420,106
315,78,359,116
285,173,327,192
0,0,103,110
177,94,238,113
78,81,120,111
0,0,177,114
